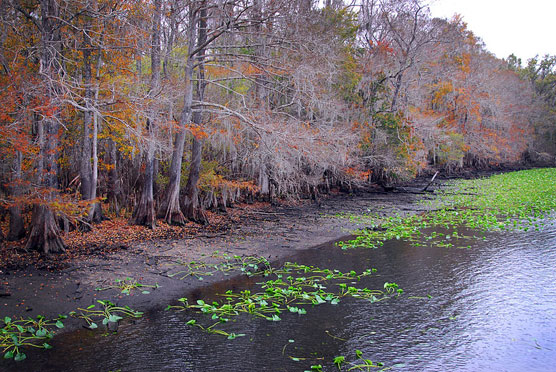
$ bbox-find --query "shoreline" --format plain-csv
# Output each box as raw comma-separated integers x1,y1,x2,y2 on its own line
0,179,437,329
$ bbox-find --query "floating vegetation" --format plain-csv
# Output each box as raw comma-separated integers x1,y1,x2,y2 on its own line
331,349,387,371
95,277,160,295
1,315,66,362
340,168,556,249
167,261,401,337
167,252,272,280
1,301,143,362
70,300,143,330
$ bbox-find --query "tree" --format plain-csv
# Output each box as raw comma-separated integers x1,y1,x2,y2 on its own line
24,0,66,253
131,0,162,228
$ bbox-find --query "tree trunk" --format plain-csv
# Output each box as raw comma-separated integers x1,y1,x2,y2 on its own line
158,128,187,225
7,206,25,241
79,25,94,230
26,205,65,254
182,135,208,224
107,137,121,215
26,116,65,253
80,3,104,227
130,145,156,228
158,6,198,225
7,151,26,241
26,0,66,254
131,0,162,228
89,88,104,223
182,5,208,225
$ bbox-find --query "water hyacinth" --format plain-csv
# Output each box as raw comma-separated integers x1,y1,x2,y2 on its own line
339,168,556,249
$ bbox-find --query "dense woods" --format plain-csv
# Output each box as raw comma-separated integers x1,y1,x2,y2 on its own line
0,0,555,253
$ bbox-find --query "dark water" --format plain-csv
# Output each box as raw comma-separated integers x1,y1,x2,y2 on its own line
4,226,556,372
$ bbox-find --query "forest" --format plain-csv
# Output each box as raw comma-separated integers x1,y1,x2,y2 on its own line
1,0,555,254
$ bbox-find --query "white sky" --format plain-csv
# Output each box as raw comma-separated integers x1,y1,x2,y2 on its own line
428,0,556,63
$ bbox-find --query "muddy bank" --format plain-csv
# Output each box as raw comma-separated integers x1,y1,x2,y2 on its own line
0,178,440,332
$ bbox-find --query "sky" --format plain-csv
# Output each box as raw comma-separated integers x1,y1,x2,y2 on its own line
428,0,556,63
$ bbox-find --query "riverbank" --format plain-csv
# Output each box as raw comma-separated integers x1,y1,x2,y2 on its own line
0,176,440,329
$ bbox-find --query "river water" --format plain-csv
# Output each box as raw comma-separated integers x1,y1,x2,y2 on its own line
4,225,556,371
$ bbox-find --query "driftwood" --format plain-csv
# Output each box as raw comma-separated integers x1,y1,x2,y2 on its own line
422,171,439,192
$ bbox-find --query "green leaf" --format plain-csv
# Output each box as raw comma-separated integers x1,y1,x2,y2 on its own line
3,351,14,359
4,316,11,324
55,320,64,329
186,319,197,326
108,315,123,323
141,290,150,294
87,304,96,309
334,355,345,368
36,328,48,337
14,352,27,362
43,343,53,349
88,322,98,329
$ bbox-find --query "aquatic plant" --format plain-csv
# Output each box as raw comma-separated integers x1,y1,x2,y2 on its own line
95,277,160,295
167,261,400,337
331,349,386,371
1,314,66,361
70,300,143,330
168,253,272,280
339,168,556,249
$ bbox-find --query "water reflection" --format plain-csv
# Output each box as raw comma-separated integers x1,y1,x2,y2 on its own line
3,226,556,371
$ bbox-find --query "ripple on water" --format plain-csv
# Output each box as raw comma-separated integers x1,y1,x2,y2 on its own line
3,223,556,371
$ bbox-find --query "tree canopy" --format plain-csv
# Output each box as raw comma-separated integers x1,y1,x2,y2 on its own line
0,0,554,253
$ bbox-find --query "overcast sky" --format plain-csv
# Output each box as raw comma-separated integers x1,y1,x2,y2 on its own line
428,0,556,63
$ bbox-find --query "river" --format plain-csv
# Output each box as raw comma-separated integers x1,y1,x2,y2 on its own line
3,223,556,371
